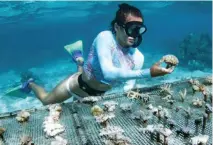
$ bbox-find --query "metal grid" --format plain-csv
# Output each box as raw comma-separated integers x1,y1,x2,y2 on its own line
74,77,212,145
0,77,212,145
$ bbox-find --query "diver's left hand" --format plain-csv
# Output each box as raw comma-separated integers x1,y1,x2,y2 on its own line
150,60,175,77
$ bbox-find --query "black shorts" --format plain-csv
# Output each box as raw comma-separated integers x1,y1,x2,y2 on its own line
78,74,106,96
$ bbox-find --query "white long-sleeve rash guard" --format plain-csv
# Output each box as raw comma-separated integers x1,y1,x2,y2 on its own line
83,31,151,91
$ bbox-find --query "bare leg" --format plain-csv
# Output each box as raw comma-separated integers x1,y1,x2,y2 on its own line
29,82,48,103
28,57,84,105
29,76,71,105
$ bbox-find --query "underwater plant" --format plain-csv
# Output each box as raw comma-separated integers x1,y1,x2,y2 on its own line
178,32,212,70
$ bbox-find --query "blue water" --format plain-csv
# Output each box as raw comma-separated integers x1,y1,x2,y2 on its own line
0,1,212,113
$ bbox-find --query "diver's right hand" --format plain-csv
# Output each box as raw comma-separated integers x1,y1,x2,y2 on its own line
150,60,174,77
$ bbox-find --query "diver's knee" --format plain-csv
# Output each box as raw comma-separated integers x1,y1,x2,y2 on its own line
42,95,54,105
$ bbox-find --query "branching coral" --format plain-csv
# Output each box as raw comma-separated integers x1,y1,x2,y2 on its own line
159,84,173,97
179,88,187,102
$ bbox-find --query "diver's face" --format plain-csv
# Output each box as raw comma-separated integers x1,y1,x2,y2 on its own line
115,14,143,48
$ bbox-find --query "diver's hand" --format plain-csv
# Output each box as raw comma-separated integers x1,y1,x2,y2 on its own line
150,60,175,77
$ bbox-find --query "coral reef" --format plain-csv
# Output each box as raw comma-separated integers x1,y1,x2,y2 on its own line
178,32,212,70
203,75,212,85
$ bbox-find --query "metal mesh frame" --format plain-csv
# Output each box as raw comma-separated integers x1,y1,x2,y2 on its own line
0,77,212,145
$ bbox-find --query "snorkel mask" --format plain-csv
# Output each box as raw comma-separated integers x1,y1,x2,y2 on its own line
118,21,147,48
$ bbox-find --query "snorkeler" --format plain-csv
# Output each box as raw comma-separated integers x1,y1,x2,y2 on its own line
19,3,175,105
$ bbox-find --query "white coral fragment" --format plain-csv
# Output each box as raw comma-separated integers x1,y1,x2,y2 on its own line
139,124,172,137
190,135,209,145
95,113,115,123
43,117,65,137
192,98,203,107
100,126,132,145
16,110,30,122
82,96,101,103
103,101,118,112
120,103,132,111
43,104,65,137
99,126,124,137
147,104,158,114
139,124,163,133
51,136,68,145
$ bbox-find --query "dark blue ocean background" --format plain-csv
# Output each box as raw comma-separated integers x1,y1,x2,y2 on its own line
0,1,212,113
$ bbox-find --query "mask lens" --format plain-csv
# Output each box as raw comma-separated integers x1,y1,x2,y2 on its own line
125,22,146,38
139,27,146,34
